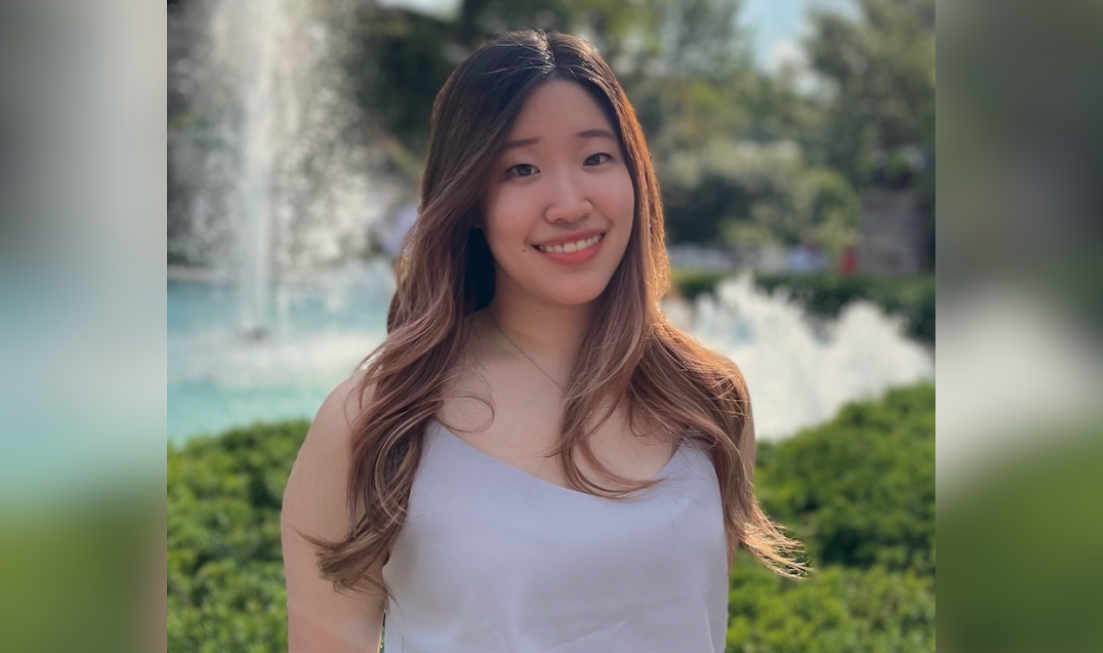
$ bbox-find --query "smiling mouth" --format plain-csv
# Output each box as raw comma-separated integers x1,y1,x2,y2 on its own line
533,233,604,254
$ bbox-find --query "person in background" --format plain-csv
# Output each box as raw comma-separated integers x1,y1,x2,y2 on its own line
788,237,827,274
838,243,859,276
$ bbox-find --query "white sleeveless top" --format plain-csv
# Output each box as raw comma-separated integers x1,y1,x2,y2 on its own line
380,421,729,653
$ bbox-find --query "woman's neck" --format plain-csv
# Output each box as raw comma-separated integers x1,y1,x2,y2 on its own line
484,295,595,373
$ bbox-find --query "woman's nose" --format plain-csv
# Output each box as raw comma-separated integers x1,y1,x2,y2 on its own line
545,171,593,223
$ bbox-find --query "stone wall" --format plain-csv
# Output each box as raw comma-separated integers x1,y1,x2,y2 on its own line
858,188,932,276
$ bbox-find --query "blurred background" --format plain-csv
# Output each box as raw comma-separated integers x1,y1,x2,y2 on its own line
4,0,1101,651
166,0,934,442
163,0,936,651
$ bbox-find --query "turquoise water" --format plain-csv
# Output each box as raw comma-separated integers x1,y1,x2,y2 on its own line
168,266,933,443
168,262,394,441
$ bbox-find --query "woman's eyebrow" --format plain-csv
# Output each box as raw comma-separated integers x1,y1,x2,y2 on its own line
576,128,617,142
501,128,617,152
501,137,539,152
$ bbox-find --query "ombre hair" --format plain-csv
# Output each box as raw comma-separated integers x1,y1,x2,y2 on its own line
312,30,805,601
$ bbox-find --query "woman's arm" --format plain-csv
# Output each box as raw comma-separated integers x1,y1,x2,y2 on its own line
281,377,386,653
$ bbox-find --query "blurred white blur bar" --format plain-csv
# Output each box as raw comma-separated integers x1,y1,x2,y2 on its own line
938,284,1103,492
937,0,1103,495
0,1,165,652
0,0,165,502
938,0,1103,651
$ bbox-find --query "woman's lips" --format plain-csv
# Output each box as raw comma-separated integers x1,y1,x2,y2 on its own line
532,233,605,264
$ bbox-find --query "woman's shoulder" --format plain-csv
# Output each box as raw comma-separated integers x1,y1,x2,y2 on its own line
285,374,374,496
281,373,387,650
282,373,378,556
314,372,374,436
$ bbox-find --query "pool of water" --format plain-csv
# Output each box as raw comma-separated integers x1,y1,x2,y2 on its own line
168,263,933,442
168,260,393,441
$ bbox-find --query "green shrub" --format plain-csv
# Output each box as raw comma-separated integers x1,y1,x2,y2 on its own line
755,384,935,572
168,387,935,652
726,557,935,653
725,383,935,651
168,420,309,652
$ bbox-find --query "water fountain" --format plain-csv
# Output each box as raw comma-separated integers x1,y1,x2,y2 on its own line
167,0,932,442
170,0,391,336
672,275,932,440
168,0,402,437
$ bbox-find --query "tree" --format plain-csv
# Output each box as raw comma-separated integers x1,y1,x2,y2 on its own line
345,0,756,177
803,0,936,189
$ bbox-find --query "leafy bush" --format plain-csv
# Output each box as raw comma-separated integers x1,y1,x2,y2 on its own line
168,420,309,653
726,558,935,653
755,384,935,572
168,387,935,652
668,270,935,342
725,383,935,652
670,268,737,302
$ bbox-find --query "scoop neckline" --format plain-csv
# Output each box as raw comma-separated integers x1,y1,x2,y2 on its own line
430,421,685,501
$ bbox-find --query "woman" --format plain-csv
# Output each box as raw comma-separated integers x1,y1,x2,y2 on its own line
281,30,804,653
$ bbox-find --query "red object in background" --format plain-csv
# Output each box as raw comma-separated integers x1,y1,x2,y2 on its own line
838,246,858,276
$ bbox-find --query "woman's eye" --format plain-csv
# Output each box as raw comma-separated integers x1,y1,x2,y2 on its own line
584,153,612,166
509,163,538,178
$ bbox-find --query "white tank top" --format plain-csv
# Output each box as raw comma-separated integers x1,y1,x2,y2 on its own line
381,421,729,653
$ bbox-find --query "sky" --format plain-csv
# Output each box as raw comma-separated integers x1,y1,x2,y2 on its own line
741,0,856,71
376,0,858,71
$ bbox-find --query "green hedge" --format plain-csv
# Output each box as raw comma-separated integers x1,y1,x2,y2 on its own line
755,384,936,573
669,271,936,342
168,385,935,652
168,421,308,653
726,559,935,653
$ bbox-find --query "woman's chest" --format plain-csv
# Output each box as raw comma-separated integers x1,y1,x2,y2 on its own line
436,391,677,493
387,423,727,593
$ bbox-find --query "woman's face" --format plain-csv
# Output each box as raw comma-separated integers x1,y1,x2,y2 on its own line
481,80,635,309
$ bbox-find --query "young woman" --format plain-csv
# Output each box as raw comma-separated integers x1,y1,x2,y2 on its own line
281,30,803,653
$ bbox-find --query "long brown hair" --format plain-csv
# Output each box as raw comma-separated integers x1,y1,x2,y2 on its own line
312,30,805,601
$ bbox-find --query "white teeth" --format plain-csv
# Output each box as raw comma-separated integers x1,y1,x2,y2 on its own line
536,234,602,254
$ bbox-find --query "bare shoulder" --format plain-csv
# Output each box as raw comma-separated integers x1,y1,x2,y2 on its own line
280,374,384,653
282,373,375,536
311,374,374,446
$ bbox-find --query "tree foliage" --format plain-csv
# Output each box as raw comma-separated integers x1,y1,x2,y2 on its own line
803,0,935,189
347,0,753,162
660,140,858,249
